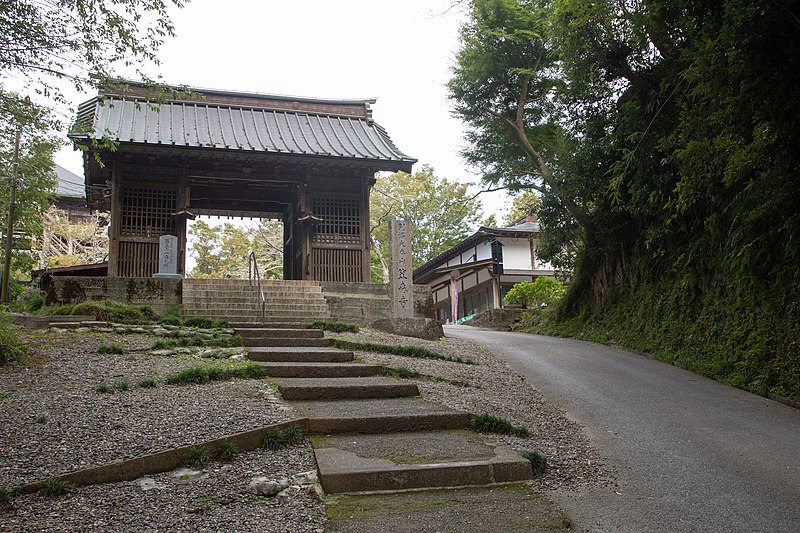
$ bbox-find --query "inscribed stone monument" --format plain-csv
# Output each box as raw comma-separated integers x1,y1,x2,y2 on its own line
388,219,413,317
153,234,182,279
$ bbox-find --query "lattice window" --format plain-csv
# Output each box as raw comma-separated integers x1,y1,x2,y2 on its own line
120,186,176,237
312,197,360,245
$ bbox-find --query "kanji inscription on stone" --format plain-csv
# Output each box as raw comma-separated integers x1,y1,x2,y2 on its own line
389,219,413,318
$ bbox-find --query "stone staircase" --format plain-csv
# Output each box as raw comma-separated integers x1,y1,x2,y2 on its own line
237,324,533,494
183,279,332,325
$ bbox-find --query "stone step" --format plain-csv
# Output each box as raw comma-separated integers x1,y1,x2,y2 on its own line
247,347,354,363
312,430,533,494
235,328,324,339
273,377,419,401
257,362,382,378
230,322,314,329
292,397,471,434
243,337,332,348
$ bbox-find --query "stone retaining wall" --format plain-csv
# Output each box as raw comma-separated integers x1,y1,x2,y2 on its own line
46,276,182,314
319,282,435,324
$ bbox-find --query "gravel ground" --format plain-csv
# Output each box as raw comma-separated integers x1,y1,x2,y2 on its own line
0,328,323,532
331,328,613,492
0,325,610,531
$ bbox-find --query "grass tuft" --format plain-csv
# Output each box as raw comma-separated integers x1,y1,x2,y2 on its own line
98,344,124,355
332,339,474,365
311,320,360,333
38,478,76,497
217,439,239,461
469,413,530,437
151,334,243,350
381,366,474,387
182,445,210,467
111,379,130,392
165,361,268,385
521,449,548,475
263,424,304,449
94,382,111,393
136,378,157,388
182,317,230,329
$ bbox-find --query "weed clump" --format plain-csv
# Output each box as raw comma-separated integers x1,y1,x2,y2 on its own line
165,362,268,385
94,382,111,393
137,378,157,388
332,339,474,365
521,449,548,475
151,334,243,350
38,478,76,497
217,440,239,461
183,317,230,329
0,485,21,505
311,320,360,333
263,424,304,449
98,344,124,355
182,445,210,467
469,413,530,437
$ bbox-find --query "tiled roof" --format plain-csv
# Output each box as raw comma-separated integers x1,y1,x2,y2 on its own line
70,92,415,169
55,164,85,198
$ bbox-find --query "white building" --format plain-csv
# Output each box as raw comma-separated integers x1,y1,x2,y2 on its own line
413,216,556,323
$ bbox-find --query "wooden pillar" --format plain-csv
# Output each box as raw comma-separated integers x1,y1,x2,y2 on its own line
176,171,188,276
107,164,121,277
283,204,293,280
361,175,373,282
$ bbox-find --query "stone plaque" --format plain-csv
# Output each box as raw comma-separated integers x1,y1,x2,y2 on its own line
389,219,413,318
153,234,182,279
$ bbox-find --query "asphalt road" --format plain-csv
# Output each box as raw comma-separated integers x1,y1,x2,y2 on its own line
445,325,800,533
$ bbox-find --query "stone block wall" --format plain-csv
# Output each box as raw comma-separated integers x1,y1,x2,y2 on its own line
320,282,435,325
46,276,182,315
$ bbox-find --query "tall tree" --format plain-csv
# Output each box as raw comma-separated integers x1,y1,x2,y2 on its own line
188,219,282,279
370,166,484,280
504,189,541,225
0,90,59,279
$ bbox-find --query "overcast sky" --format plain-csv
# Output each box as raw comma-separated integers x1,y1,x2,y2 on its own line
52,0,512,220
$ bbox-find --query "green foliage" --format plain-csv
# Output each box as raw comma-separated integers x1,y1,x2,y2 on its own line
469,413,530,437
0,312,26,366
0,0,184,104
332,339,475,365
98,344,124,355
37,478,75,497
158,306,183,326
521,449,548,475
217,440,239,462
182,317,230,329
370,165,484,281
45,299,157,324
94,382,111,393
381,366,473,387
504,278,566,308
164,361,268,385
11,286,45,313
182,445,210,468
504,190,542,226
310,320,360,333
188,219,283,279
263,424,304,450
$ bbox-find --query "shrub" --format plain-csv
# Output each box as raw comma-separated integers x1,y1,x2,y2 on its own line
310,320,360,333
263,424,304,449
38,478,75,497
98,344,124,354
504,278,566,309
469,413,530,437
12,286,45,313
158,305,183,326
0,312,25,366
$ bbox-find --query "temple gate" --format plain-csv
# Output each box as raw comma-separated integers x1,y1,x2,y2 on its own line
69,82,415,282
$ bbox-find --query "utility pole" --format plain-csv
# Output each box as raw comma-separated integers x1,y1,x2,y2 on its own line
1,127,21,305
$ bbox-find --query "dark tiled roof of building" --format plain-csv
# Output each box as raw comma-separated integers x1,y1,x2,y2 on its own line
70,85,416,170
